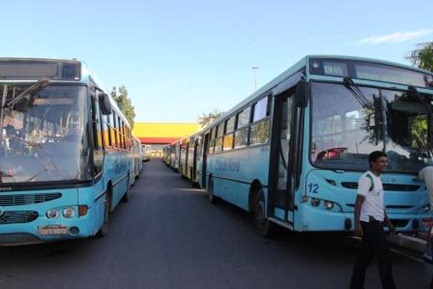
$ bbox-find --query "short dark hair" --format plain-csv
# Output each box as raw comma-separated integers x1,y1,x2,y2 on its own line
369,151,387,168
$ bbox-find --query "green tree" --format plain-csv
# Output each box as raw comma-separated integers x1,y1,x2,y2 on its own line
198,109,221,128
111,86,136,128
406,42,433,154
405,42,433,72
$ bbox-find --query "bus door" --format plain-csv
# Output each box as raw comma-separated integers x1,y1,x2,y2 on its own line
192,136,199,183
201,132,210,188
269,78,304,225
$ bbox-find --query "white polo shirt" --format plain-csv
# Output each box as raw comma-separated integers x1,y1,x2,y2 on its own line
357,171,385,222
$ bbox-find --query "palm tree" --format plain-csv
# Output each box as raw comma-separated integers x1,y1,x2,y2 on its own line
406,42,433,72
198,109,221,128
405,42,433,155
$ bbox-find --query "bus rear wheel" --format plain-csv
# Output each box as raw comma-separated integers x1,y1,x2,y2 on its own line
121,176,131,203
253,189,275,237
207,177,218,204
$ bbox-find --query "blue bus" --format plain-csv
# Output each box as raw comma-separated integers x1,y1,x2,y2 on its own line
168,139,181,172
0,58,133,245
179,132,201,183
162,144,171,166
142,144,152,162
197,55,433,236
131,136,143,184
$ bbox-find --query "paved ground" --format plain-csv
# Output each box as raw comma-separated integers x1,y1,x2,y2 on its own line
0,159,431,289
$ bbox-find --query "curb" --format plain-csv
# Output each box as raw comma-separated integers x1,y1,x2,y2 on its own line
388,233,428,254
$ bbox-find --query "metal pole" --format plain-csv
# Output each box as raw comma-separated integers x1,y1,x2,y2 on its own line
252,66,259,91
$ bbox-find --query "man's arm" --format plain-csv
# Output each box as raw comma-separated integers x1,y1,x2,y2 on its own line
354,195,365,238
384,211,396,234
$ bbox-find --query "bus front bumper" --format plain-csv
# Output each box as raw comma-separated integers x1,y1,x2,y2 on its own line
297,203,432,233
0,209,96,246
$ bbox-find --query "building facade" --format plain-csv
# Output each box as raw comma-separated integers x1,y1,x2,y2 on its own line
132,123,201,157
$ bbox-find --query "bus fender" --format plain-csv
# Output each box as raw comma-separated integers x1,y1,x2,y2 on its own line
249,180,263,212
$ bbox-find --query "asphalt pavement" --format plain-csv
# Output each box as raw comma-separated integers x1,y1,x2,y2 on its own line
0,159,432,289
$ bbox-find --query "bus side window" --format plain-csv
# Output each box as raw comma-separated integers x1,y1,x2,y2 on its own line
234,107,250,148
250,96,271,145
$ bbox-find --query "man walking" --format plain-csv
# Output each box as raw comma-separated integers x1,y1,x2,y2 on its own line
350,151,396,289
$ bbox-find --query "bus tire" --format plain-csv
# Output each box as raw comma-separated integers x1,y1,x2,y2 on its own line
253,189,275,237
207,177,218,204
96,192,111,238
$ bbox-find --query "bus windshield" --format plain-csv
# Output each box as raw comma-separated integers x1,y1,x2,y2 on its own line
310,82,433,173
0,84,90,184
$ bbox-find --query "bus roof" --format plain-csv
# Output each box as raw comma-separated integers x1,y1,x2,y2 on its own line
204,55,433,130
0,57,102,87
0,57,129,126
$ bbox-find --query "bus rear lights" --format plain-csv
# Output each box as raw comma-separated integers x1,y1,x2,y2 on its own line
78,205,88,216
310,198,320,207
63,208,75,218
324,201,334,210
46,209,59,219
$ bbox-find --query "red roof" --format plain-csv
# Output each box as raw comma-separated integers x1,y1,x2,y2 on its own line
139,137,179,144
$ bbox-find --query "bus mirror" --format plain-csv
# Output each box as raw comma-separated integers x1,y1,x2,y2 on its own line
99,93,112,115
295,81,308,107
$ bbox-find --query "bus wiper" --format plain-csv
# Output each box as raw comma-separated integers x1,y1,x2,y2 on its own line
5,78,50,109
407,85,433,109
343,77,374,110
343,77,386,146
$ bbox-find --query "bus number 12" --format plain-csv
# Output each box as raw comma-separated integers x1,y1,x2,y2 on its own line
308,183,319,194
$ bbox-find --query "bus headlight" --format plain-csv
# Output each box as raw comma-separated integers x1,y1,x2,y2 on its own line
63,207,75,218
324,201,334,210
423,204,431,213
46,209,59,219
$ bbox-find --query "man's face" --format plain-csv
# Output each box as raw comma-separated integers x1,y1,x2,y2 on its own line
372,156,388,173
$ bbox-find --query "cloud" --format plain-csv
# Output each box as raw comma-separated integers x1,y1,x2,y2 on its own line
358,29,433,45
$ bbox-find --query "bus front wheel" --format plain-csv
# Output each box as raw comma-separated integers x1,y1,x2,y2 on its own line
96,192,111,238
254,189,274,237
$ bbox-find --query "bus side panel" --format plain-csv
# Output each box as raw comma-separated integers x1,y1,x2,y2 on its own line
77,186,105,236
103,150,132,209
207,145,270,211
82,177,107,236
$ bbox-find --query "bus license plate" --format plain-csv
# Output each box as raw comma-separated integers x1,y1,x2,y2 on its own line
38,226,68,235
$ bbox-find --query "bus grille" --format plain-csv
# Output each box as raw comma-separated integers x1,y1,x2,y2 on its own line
390,219,409,228
0,193,62,206
0,211,38,224
341,182,420,192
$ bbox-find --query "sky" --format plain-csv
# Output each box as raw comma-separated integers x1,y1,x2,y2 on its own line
2,0,432,123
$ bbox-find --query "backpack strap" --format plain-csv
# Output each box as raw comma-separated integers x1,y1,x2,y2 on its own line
366,173,374,192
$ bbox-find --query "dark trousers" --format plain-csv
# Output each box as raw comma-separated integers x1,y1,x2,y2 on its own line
430,239,433,289
350,221,396,289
